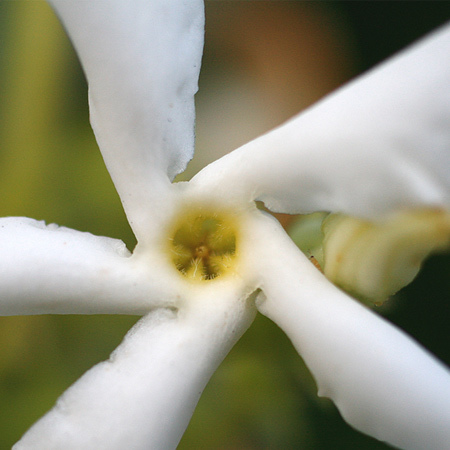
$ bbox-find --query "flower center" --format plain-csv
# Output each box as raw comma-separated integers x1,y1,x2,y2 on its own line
169,208,238,281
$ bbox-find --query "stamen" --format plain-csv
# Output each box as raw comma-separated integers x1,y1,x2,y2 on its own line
168,208,238,281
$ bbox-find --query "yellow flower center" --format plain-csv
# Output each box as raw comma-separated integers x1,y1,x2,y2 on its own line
168,207,239,281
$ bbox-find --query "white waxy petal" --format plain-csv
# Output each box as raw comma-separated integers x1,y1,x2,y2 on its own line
193,24,450,220
48,0,204,239
14,283,256,450
248,212,450,449
0,217,180,315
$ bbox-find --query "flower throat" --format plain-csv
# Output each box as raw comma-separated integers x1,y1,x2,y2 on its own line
169,208,238,281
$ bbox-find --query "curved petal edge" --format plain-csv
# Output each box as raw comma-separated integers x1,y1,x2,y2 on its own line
194,24,450,220
48,0,204,238
249,213,450,450
0,217,179,315
14,284,255,449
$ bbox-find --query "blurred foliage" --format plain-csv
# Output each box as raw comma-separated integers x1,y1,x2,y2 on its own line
0,1,449,449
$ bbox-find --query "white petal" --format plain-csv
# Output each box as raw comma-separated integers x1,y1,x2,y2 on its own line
14,284,255,450
193,24,450,219
48,0,204,238
0,217,180,315
249,213,450,449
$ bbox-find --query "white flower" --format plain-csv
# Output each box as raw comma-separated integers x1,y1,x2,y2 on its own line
2,2,449,449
